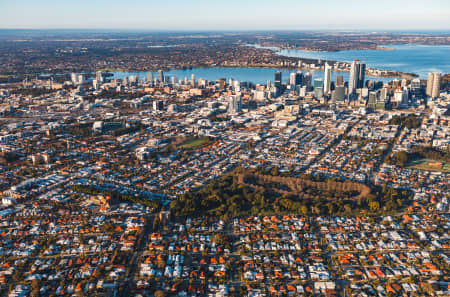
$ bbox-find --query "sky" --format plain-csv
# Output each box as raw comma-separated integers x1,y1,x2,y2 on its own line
0,0,449,31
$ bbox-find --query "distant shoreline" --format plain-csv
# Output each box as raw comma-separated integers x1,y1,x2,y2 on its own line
376,46,395,51
247,44,439,79
248,43,398,53
101,65,415,80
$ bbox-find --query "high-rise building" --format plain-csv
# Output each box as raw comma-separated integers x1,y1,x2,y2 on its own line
289,72,304,90
426,72,441,98
401,79,407,88
274,71,282,88
431,73,441,98
304,72,312,90
411,79,421,90
349,61,358,94
380,87,388,101
228,95,242,114
290,72,296,88
392,79,400,89
198,78,206,88
334,86,345,102
233,80,241,92
324,63,332,94
216,78,226,90
191,74,196,86
93,79,100,90
158,70,164,82
153,100,164,111
336,75,344,87
393,89,408,108
129,75,138,85
372,81,383,90
147,72,153,83
426,73,433,96
313,78,324,88
96,71,103,83
71,73,78,85
314,87,324,99
410,79,422,98
295,72,304,86
349,60,366,94
361,87,369,98
77,74,85,85
359,63,366,89
368,91,377,109
299,86,307,97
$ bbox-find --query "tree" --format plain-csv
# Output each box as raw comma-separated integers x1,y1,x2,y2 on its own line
153,217,160,231
369,201,380,212
154,289,166,297
395,151,408,166
300,205,308,216
30,279,41,297
12,269,22,283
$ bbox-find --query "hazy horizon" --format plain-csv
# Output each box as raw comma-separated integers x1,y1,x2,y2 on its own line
0,29,450,33
1,0,449,31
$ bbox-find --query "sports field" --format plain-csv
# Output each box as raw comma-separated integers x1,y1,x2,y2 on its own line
407,159,450,173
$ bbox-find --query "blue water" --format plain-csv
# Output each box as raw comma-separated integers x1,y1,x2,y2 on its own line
276,44,450,78
112,44,450,83
112,67,396,85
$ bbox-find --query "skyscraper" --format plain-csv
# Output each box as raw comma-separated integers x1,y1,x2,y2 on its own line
358,63,366,89
274,71,282,88
295,72,304,86
147,72,153,83
334,86,345,102
303,72,312,90
349,61,358,94
368,91,377,109
313,79,324,99
336,75,344,87
290,72,296,86
426,72,441,98
233,80,240,92
93,79,100,90
313,78,324,88
380,87,388,101
314,87,324,99
96,71,103,83
71,73,78,85
410,78,422,98
426,73,433,96
77,74,85,85
349,60,366,94
158,70,164,82
324,63,332,94
228,95,242,114
153,100,164,111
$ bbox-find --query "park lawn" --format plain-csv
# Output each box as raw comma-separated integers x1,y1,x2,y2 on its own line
177,137,212,149
406,159,450,173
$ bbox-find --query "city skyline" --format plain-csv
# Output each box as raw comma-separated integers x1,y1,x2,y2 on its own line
1,0,450,30
0,3,449,294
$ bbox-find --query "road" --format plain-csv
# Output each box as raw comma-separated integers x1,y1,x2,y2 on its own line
118,214,155,297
